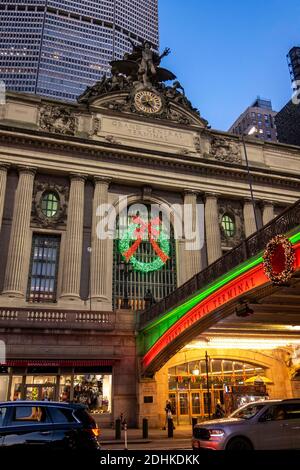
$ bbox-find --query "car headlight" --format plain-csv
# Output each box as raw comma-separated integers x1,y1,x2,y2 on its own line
209,429,225,437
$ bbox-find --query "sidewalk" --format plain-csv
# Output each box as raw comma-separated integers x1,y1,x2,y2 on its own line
100,425,193,445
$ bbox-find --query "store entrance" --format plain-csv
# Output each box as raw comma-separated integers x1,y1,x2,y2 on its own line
25,384,56,401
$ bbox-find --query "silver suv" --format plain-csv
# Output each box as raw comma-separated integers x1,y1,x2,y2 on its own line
192,399,300,450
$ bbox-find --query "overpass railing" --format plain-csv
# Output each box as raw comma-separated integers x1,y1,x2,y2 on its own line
139,199,300,329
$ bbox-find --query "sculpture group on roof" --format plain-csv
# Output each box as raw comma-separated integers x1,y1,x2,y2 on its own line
78,40,200,117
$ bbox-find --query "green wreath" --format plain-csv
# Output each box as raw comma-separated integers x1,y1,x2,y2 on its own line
119,219,170,273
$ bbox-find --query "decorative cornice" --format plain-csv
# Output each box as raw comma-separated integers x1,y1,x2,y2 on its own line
1,127,300,192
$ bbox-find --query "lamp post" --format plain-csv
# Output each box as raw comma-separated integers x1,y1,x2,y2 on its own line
120,261,133,309
241,131,260,232
205,351,211,420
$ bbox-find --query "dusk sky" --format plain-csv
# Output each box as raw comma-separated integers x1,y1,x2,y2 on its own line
159,0,300,131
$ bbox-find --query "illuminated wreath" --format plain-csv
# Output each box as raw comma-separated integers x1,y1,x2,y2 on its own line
119,216,170,273
263,235,295,285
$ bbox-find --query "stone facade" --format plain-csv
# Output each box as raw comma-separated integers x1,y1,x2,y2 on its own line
0,90,300,426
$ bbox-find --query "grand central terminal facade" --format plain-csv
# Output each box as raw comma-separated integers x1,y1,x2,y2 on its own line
0,44,300,427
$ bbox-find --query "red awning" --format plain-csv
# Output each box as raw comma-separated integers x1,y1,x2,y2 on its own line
3,359,116,367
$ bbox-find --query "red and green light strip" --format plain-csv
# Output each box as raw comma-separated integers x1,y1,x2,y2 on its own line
140,230,300,368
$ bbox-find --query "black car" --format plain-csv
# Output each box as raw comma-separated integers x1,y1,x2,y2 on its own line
0,401,101,452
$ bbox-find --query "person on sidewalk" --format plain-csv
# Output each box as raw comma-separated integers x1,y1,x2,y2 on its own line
163,400,175,430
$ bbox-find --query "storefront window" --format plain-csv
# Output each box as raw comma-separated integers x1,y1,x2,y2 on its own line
59,376,72,402
25,376,56,385
0,375,9,401
73,374,112,414
11,376,22,400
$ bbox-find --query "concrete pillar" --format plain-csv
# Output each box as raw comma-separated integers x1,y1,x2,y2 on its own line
183,190,203,278
3,166,36,297
90,176,112,302
205,193,222,265
60,174,86,300
243,198,257,237
262,201,275,226
0,164,9,233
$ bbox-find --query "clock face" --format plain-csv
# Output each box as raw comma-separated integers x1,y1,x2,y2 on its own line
134,90,163,114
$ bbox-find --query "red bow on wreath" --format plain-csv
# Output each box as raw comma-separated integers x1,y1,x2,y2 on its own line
122,216,170,263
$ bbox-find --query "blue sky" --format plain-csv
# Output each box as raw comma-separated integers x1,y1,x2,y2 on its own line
159,0,300,131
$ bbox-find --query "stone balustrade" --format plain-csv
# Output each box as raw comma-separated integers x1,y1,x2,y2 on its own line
0,307,116,330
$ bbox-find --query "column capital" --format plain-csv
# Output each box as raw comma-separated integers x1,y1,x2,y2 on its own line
93,175,113,186
0,162,10,171
261,199,275,207
205,192,220,200
183,189,200,196
244,197,259,205
70,173,88,182
17,165,37,176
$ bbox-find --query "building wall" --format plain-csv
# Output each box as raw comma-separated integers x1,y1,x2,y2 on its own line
0,1,159,101
276,100,300,147
0,93,300,426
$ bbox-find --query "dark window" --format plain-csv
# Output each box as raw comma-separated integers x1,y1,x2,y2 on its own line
49,407,76,423
27,234,60,302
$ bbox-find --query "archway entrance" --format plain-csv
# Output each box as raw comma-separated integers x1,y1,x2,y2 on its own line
168,358,267,424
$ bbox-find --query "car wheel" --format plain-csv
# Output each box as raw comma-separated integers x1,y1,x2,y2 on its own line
226,437,253,451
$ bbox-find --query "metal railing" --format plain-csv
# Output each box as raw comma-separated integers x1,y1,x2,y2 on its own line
139,199,300,329
0,307,115,330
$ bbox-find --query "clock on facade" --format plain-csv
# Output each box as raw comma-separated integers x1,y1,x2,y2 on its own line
134,90,163,114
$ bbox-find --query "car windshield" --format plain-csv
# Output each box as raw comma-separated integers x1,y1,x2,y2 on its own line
230,403,266,420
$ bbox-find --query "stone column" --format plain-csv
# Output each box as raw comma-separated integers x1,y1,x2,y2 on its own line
3,166,36,297
243,198,257,238
90,177,112,302
0,164,9,233
205,193,222,265
60,174,86,300
262,201,275,226
183,190,203,278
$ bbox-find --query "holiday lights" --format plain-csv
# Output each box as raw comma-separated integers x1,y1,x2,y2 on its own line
119,216,170,273
263,235,296,285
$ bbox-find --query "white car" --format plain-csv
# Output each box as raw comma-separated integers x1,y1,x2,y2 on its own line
192,399,300,450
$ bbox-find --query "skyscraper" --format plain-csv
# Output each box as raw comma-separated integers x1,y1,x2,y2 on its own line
276,46,300,146
0,1,159,101
228,97,277,142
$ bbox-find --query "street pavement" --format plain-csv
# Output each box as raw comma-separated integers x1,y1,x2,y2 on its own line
99,425,193,450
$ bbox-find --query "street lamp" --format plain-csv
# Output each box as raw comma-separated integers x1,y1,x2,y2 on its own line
120,261,133,309
241,131,260,233
205,351,211,420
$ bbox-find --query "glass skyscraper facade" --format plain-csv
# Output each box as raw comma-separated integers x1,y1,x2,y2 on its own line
0,1,159,101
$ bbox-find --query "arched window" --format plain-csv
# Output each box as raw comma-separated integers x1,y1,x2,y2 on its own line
112,204,177,310
221,213,235,237
41,191,59,218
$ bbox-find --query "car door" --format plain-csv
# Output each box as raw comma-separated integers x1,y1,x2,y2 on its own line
47,406,82,451
257,404,295,450
2,405,53,449
282,403,300,449
0,406,9,447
